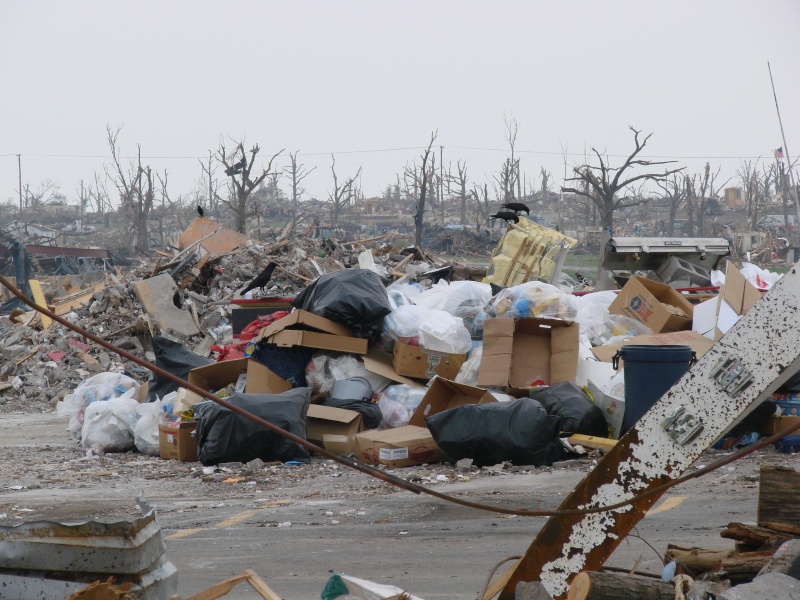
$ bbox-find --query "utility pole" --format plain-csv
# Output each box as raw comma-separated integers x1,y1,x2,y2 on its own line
439,146,444,225
768,61,800,223
17,154,22,214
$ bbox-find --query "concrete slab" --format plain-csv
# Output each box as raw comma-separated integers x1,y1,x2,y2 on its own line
133,274,200,337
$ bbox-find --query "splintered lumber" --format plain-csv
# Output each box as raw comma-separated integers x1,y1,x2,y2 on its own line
567,434,616,452
186,568,282,600
566,571,674,600
721,522,792,549
664,544,736,575
758,466,800,536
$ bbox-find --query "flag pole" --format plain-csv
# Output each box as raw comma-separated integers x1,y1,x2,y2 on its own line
768,61,800,224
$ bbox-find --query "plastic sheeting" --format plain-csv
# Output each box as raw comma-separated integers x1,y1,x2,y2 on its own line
483,218,577,286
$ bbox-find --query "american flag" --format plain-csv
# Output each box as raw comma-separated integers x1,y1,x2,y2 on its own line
775,147,784,160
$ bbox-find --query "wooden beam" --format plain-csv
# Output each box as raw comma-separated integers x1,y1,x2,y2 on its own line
758,466,800,535
29,279,51,332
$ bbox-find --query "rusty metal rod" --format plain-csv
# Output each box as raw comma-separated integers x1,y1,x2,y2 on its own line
2,271,798,518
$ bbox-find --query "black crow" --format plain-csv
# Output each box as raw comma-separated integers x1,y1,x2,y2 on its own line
240,262,278,295
490,211,520,224
501,202,530,215
196,204,204,218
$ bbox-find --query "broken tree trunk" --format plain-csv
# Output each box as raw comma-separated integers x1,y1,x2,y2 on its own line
715,551,774,583
758,466,800,536
721,522,792,550
566,571,674,600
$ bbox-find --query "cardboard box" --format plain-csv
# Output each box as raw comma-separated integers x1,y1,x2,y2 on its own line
693,263,761,341
586,381,624,440
392,341,467,381
591,330,715,364
188,358,291,395
409,378,496,428
362,349,425,391
159,421,198,462
759,415,800,436
353,425,443,468
268,329,367,355
256,309,355,340
306,404,364,448
609,276,694,333
173,387,205,415
477,317,580,389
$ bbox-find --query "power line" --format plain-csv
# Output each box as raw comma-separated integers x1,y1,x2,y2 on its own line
0,147,778,161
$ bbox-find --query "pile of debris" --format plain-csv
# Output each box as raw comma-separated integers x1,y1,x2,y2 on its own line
3,213,800,599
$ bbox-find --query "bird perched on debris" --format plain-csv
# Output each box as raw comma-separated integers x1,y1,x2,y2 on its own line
240,262,278,295
501,202,530,215
490,211,520,224
196,204,204,218
225,157,247,177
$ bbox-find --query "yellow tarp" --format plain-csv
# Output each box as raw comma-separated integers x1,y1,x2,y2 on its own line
483,218,577,286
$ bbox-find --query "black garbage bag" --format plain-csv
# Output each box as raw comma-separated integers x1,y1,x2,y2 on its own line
530,382,609,438
292,270,392,341
323,397,383,430
426,398,572,467
194,388,311,466
147,336,213,402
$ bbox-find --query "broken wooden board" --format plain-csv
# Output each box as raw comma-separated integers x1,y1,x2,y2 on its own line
28,280,52,332
567,435,616,452
133,274,200,338
494,264,800,599
177,216,251,257
185,568,282,600
757,466,800,536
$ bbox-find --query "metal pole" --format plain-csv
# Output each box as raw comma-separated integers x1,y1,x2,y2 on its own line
17,154,22,214
768,61,800,221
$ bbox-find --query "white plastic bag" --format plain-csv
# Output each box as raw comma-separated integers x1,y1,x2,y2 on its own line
418,311,472,354
383,305,430,344
134,400,167,456
57,372,139,441
739,262,782,290
491,281,578,320
412,279,452,311
80,389,140,453
455,345,483,387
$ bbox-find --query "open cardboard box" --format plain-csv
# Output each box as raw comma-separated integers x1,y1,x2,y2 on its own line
306,405,364,450
187,358,291,395
353,425,443,468
409,378,496,427
477,317,579,391
392,341,467,381
693,263,761,341
609,276,694,333
255,308,367,354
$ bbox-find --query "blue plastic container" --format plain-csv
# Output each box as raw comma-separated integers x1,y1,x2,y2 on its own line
614,345,696,435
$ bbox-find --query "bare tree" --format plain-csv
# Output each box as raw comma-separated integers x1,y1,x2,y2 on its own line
105,126,156,251
737,160,761,230
655,174,686,236
403,131,438,247
283,151,316,224
446,160,469,225
562,127,684,231
218,140,283,233
472,181,492,230
493,115,521,203
328,155,362,227
683,163,728,237
198,151,220,216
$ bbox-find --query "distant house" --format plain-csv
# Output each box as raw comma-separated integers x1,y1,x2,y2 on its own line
1,220,61,245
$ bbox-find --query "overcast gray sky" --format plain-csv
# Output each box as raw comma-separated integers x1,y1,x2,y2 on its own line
2,1,799,208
